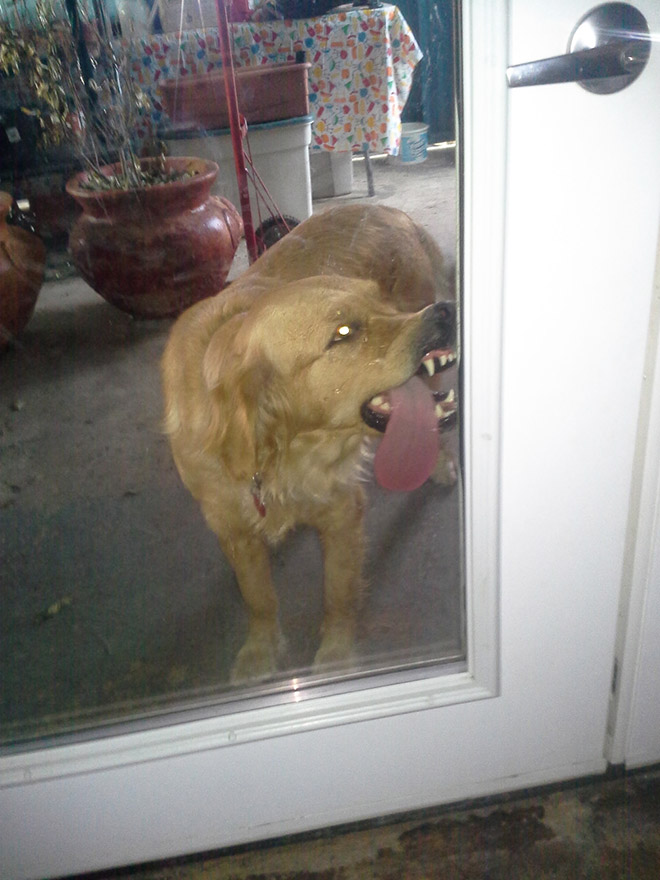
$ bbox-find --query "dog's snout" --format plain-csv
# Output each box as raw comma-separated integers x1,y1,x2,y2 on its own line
420,300,456,350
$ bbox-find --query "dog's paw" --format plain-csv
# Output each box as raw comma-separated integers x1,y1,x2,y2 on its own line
431,449,458,487
313,624,356,673
230,632,285,684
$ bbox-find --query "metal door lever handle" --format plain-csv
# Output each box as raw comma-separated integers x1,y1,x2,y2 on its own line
507,40,647,88
506,2,651,94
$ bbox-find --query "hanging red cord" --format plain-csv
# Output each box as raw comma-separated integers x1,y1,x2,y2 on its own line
214,0,259,263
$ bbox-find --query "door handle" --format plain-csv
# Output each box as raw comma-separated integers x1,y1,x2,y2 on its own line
506,2,651,94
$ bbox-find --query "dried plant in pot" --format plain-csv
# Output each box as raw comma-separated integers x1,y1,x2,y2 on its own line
66,156,243,318
1,0,244,318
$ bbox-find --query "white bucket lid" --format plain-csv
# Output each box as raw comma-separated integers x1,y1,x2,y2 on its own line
402,122,429,136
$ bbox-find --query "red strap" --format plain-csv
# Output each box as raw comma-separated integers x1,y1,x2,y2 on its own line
252,491,266,517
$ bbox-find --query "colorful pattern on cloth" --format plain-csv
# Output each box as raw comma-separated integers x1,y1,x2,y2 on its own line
129,4,422,154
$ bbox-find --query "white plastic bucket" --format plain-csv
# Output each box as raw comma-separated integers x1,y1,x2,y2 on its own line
399,122,429,164
163,116,313,222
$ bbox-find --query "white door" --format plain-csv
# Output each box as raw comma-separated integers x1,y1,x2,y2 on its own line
3,1,660,877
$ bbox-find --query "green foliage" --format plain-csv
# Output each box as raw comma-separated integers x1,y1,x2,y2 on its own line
0,1,72,147
0,0,171,190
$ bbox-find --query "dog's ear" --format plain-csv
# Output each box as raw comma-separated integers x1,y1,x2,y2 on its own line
203,313,297,482
202,313,248,391
202,314,268,481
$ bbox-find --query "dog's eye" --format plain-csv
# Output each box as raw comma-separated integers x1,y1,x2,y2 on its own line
328,322,361,347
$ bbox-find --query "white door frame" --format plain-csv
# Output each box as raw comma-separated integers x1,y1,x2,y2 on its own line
606,226,660,768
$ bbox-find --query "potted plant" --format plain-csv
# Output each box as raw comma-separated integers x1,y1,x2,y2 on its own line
0,191,46,350
66,154,243,318
0,0,243,319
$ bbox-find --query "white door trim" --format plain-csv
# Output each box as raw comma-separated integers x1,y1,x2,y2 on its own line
607,223,660,767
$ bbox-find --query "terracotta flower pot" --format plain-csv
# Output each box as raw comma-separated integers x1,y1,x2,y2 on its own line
159,62,310,130
0,192,46,351
66,157,243,319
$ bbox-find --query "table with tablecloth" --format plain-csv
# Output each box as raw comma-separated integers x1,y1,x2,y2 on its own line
130,4,422,155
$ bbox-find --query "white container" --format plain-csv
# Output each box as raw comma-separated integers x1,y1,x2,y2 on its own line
310,150,354,198
156,0,253,32
164,116,313,225
157,0,218,32
400,122,429,164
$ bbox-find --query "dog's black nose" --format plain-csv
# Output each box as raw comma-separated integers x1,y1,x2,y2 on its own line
421,300,456,350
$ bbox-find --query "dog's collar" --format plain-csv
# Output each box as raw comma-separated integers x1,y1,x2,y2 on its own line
251,472,267,517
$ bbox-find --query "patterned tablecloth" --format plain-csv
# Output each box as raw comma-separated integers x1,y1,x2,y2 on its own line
130,4,422,154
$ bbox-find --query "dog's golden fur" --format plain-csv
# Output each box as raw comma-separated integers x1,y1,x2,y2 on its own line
161,205,455,681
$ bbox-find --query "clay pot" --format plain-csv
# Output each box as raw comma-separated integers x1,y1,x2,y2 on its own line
0,192,46,351
159,62,310,130
66,157,243,319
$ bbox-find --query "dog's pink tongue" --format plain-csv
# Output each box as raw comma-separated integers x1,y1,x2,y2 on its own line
373,374,439,491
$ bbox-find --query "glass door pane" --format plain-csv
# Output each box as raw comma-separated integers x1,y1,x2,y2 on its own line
0,0,463,745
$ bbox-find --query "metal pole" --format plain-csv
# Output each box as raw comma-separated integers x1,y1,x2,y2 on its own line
64,0,96,107
214,0,258,263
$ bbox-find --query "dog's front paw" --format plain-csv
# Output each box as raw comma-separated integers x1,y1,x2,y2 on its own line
431,449,458,487
230,631,285,684
313,624,356,673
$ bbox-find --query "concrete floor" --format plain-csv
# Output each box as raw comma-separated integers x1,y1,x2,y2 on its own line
1,148,461,744
74,768,660,879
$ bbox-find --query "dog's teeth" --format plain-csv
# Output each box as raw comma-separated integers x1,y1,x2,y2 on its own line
445,389,455,403
370,395,391,412
435,403,445,418
423,358,435,377
439,355,448,367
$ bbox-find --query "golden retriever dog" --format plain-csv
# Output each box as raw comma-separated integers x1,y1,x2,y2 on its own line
161,205,457,682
